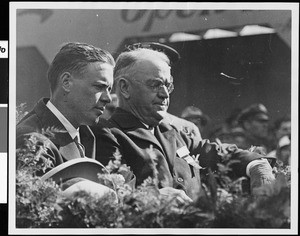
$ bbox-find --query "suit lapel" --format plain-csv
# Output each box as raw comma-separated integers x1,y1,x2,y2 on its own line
33,98,90,160
59,143,82,161
46,126,83,161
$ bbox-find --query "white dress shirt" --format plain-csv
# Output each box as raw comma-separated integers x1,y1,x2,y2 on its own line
46,101,80,141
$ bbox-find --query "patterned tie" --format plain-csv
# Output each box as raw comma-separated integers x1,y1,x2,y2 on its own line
74,135,85,157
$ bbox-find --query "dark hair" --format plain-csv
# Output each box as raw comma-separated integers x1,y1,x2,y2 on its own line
47,42,115,93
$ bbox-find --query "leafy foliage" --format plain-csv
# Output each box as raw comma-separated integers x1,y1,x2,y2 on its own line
16,169,61,228
15,136,291,228
16,134,54,175
16,103,28,124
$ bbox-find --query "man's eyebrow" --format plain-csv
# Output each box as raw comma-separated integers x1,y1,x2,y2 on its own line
149,76,173,82
94,81,110,86
148,78,164,82
93,81,113,89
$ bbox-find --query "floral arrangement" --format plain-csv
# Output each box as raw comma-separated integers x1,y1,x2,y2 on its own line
15,134,291,228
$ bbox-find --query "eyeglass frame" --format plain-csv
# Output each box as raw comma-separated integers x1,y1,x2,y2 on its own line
131,76,174,94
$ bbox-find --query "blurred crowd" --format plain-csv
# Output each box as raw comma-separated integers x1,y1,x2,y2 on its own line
192,103,291,168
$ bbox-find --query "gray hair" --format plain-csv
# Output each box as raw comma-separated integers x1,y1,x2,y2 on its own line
113,48,170,84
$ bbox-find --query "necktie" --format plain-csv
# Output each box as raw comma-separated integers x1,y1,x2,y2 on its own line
148,126,155,134
153,126,160,138
74,135,85,157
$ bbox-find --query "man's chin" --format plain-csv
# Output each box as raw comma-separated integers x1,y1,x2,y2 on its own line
146,111,166,126
88,116,101,126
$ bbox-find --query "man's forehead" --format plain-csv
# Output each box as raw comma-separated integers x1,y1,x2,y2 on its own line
92,63,114,85
134,58,171,75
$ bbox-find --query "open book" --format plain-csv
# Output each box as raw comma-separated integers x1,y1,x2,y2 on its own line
41,158,108,184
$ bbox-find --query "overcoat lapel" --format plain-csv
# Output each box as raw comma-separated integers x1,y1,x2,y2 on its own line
127,128,165,152
154,123,179,171
111,108,166,153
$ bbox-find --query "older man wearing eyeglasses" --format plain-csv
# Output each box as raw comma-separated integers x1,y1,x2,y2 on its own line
91,42,275,201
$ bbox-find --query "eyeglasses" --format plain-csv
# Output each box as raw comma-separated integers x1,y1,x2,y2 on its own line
124,42,180,65
134,77,174,94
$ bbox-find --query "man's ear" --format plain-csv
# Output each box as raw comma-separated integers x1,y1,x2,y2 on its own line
60,72,73,92
118,78,131,99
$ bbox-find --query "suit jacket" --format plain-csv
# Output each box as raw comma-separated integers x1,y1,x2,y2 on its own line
92,108,266,200
17,98,96,174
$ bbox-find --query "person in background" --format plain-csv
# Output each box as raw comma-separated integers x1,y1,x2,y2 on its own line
267,115,291,165
16,42,117,199
224,107,243,130
237,103,273,154
210,126,248,150
92,42,275,201
272,115,291,144
180,105,210,138
209,108,248,149
276,135,291,166
100,93,119,120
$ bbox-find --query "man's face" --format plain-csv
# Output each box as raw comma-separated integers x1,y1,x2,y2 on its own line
276,121,291,140
245,116,269,138
67,62,114,126
128,58,172,126
278,145,291,165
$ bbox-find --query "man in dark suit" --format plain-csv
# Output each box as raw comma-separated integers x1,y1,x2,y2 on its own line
17,42,117,198
92,42,275,201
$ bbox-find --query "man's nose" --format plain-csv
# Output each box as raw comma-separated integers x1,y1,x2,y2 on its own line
158,85,170,98
101,91,112,104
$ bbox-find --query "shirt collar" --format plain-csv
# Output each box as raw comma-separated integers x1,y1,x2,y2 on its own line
140,121,155,134
46,101,79,140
